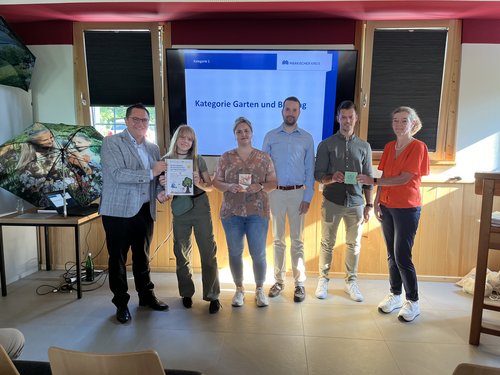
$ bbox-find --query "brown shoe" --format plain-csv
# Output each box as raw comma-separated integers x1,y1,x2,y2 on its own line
268,282,284,298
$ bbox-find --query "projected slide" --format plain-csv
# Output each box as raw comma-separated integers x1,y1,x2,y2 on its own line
166,49,357,156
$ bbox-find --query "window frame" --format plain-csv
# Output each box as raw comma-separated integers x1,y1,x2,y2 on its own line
73,22,170,153
355,20,462,164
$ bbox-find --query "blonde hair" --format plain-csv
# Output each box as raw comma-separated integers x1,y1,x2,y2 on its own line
164,125,199,171
392,106,422,136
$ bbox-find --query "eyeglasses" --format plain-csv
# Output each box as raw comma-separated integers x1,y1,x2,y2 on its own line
129,117,149,125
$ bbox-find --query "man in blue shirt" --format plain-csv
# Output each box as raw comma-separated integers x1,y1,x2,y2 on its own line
262,96,315,302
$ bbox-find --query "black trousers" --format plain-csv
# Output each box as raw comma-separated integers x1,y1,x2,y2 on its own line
380,205,421,301
102,203,155,308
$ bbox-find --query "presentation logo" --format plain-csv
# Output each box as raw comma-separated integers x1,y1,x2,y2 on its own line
281,58,320,66
278,53,332,71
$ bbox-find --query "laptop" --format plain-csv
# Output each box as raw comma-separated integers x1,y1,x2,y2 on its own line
45,191,99,216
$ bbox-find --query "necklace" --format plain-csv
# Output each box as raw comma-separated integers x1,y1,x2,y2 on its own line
177,152,189,155
395,137,413,151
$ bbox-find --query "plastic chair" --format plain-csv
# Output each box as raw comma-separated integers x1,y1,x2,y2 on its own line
453,363,500,375
48,346,166,375
0,344,21,375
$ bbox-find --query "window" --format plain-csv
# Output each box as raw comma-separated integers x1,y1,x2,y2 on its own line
91,106,156,140
357,20,461,163
84,30,154,107
73,22,167,150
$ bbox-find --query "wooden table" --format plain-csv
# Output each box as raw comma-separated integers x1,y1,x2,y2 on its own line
0,210,101,299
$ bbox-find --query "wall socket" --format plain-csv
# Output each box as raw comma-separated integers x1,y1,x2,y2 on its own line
64,269,104,284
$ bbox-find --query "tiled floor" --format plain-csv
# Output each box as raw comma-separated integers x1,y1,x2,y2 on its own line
2,271,500,374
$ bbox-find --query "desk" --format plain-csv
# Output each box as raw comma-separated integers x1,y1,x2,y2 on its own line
0,210,101,299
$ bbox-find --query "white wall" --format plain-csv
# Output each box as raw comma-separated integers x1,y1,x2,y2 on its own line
0,85,38,284
29,45,76,124
432,44,500,181
454,44,500,178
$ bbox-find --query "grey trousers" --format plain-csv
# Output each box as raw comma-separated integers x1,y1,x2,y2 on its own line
319,200,364,282
172,193,220,301
0,328,24,359
269,189,307,287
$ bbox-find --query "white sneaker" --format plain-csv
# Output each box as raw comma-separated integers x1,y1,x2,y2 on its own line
377,293,403,313
344,281,364,302
232,287,245,307
255,287,269,307
315,278,329,299
398,300,420,322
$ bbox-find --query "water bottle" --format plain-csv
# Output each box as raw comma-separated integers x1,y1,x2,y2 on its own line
85,253,94,282
16,199,24,214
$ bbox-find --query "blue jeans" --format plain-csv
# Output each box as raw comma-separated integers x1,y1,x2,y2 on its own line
380,205,421,301
221,215,268,286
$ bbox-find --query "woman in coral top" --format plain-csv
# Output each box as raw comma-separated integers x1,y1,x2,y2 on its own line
358,106,429,322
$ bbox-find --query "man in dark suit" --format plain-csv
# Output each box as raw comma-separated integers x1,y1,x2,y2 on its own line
100,103,169,324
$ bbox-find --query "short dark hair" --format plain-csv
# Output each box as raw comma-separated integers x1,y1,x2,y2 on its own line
283,96,301,108
336,100,357,116
126,103,150,118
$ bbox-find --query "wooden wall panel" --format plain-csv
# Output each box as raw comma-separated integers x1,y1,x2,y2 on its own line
44,182,500,280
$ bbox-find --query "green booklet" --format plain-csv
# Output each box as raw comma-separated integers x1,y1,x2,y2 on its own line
344,171,358,185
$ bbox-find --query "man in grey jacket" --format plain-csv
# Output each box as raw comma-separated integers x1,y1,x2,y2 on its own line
100,103,168,324
314,100,373,302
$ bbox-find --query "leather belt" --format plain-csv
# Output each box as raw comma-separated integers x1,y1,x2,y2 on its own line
277,185,304,191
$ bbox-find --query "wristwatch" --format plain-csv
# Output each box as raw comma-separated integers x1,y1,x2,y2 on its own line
365,203,374,208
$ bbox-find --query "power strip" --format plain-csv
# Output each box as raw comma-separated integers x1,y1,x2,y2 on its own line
64,270,104,284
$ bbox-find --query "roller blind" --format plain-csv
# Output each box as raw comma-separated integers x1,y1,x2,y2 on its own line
84,30,154,106
367,29,447,152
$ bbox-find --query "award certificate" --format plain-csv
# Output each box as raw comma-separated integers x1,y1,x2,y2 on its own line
166,159,194,195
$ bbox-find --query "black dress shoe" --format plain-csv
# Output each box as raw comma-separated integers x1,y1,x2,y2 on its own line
209,299,221,314
139,296,169,311
182,297,193,308
116,306,131,324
